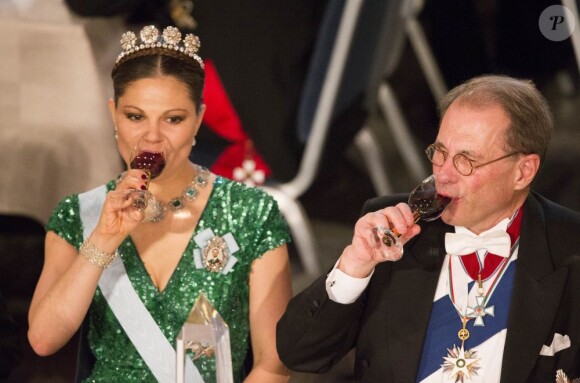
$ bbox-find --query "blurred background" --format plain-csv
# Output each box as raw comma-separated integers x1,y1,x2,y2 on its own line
1,0,579,381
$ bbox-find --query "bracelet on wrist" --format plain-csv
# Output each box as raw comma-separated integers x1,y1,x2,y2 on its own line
79,240,118,269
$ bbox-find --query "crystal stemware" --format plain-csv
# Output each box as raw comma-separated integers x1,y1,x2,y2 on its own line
127,139,167,222
372,174,452,255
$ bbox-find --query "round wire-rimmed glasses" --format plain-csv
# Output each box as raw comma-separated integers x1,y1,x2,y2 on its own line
425,144,520,176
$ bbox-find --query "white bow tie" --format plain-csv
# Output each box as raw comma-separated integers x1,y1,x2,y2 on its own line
445,230,511,257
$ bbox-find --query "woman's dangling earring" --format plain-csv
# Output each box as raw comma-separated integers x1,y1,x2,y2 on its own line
192,137,197,147
114,126,118,141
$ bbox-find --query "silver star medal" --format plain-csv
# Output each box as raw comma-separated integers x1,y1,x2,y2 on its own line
466,295,495,326
555,369,580,383
442,316,481,382
442,344,481,383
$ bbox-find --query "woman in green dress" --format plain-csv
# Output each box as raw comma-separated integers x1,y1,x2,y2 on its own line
28,25,292,382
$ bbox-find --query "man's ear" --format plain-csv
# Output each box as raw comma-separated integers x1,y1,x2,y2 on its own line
514,153,540,190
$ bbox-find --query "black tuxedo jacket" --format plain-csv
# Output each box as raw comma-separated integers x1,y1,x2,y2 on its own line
277,192,580,382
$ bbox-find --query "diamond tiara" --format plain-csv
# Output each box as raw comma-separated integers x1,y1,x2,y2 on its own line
113,25,204,71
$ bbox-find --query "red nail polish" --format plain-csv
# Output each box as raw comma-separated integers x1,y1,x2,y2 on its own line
140,185,147,190
141,174,148,180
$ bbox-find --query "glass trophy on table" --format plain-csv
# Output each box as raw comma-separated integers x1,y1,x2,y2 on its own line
176,292,233,383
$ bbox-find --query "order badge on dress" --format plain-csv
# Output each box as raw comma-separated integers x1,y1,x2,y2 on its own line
193,228,239,274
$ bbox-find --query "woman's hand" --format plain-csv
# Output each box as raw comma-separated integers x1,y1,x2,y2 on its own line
28,169,150,355
338,203,421,278
94,170,149,242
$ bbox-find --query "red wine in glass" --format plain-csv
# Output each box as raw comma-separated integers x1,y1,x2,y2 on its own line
130,151,166,179
372,174,452,253
127,143,167,221
409,190,452,222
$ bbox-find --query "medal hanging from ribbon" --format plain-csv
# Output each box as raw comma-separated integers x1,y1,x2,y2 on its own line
442,208,523,382
442,316,481,383
442,253,514,382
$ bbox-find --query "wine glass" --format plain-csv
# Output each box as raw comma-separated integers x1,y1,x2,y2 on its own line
371,174,451,255
127,139,167,222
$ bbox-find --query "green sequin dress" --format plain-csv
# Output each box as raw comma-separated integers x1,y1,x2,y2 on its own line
46,176,291,382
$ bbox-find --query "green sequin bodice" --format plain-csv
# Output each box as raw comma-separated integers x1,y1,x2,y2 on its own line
46,176,291,382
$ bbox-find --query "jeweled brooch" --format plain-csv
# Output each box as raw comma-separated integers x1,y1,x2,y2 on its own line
193,228,239,274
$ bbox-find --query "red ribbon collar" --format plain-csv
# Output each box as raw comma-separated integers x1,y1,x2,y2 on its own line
458,207,523,281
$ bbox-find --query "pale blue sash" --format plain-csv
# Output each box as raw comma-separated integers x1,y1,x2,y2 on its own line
78,185,203,383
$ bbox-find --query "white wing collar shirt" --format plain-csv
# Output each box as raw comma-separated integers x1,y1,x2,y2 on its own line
326,209,523,383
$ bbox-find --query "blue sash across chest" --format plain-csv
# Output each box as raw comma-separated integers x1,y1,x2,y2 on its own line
415,261,516,382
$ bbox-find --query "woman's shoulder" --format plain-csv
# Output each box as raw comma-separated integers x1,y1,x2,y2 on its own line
51,180,117,213
211,177,290,255
46,180,117,245
214,177,277,205
212,177,287,229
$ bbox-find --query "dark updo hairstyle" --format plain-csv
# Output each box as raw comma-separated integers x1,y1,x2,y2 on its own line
111,53,205,113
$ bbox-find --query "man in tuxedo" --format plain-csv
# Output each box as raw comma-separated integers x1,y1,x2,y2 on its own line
277,75,580,382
